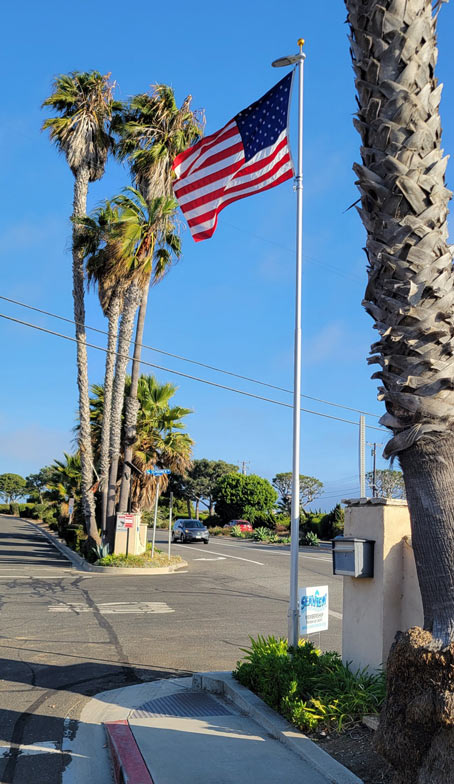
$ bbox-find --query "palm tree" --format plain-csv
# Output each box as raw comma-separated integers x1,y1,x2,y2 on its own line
96,189,182,543
42,71,119,544
114,84,204,199
128,375,193,509
345,0,454,776
89,375,192,510
77,201,129,531
46,452,82,501
114,86,203,511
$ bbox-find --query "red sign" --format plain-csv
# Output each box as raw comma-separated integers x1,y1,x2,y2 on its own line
117,514,134,530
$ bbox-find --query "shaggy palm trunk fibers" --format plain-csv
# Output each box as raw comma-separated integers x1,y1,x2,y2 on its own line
375,628,454,784
374,436,454,783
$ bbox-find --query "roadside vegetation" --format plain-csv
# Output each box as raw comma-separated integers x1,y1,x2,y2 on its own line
96,544,183,568
0,461,347,555
234,635,385,733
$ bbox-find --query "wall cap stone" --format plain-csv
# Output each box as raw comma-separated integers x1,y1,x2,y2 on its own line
342,497,408,507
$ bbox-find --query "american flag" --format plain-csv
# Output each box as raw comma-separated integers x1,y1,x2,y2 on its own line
172,72,295,242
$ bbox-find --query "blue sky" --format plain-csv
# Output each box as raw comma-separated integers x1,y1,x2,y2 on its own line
1,1,453,508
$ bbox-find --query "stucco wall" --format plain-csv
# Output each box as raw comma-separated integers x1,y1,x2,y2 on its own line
342,499,423,671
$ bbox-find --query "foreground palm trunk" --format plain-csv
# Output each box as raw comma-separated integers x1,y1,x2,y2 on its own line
118,282,150,512
105,281,142,546
100,291,122,532
345,0,454,777
72,167,101,545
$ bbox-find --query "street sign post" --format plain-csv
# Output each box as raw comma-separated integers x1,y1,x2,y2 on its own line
168,492,173,559
299,586,329,635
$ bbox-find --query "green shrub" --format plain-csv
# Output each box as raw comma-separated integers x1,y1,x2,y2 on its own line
0,504,11,514
300,530,319,547
234,635,385,733
9,502,20,516
275,513,291,526
253,526,272,541
142,509,170,528
64,525,88,553
319,504,345,540
209,526,231,536
19,503,36,518
203,515,223,528
246,509,276,529
230,525,245,538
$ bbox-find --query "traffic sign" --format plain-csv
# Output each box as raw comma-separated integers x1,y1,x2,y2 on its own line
146,468,171,476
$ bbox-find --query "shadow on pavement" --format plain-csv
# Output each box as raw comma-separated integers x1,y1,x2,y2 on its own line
0,658,192,784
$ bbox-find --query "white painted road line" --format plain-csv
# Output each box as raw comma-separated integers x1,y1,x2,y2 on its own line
0,574,91,579
48,601,174,615
193,557,226,562
205,541,332,561
173,543,264,566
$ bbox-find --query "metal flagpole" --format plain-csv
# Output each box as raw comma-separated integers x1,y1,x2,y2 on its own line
273,39,306,649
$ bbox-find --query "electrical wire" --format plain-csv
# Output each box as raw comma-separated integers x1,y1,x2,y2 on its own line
0,294,381,420
0,310,386,433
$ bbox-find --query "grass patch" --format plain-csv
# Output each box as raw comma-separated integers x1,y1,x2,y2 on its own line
96,544,184,568
234,635,385,733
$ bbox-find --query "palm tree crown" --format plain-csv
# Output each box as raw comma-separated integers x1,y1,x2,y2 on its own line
114,84,204,198
42,71,119,180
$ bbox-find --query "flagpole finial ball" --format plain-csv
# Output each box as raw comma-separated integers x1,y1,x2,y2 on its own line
297,38,305,49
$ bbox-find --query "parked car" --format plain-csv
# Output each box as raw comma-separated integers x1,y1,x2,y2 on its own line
172,519,209,544
223,519,253,532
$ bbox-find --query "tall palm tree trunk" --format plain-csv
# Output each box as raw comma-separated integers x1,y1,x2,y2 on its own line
100,291,121,533
345,0,454,777
72,165,100,545
105,281,142,546
118,281,150,512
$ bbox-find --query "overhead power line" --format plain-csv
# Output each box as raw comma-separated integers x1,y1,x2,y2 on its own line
0,294,380,420
0,310,386,433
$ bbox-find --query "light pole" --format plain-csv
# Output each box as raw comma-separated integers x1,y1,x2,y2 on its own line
272,39,305,649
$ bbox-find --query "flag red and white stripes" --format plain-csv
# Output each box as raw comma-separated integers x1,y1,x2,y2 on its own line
172,73,295,242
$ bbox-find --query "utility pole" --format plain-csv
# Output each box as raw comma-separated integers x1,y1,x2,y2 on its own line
367,442,383,498
359,415,366,498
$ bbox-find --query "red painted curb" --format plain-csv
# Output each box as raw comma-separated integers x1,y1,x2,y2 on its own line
105,720,154,784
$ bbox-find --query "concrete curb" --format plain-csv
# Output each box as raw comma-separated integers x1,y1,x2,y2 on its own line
105,720,154,784
192,671,363,784
28,520,188,575
62,678,193,784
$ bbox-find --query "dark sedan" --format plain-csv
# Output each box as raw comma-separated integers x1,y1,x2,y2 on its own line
172,519,210,544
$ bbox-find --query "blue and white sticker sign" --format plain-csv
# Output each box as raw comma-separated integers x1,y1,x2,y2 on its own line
299,586,329,635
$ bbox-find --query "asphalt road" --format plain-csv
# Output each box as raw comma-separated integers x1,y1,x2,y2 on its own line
0,515,342,783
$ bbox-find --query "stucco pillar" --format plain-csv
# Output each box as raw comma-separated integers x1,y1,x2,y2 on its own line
341,498,423,671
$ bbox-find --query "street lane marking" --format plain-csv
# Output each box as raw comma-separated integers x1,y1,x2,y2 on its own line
0,574,92,579
173,543,264,566
48,601,174,615
193,557,227,561
206,541,332,561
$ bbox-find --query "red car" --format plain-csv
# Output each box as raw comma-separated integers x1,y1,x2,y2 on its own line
224,519,253,532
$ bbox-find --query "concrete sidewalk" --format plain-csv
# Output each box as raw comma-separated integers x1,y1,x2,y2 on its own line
93,674,362,784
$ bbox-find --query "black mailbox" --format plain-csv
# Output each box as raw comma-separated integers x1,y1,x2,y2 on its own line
332,536,374,578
